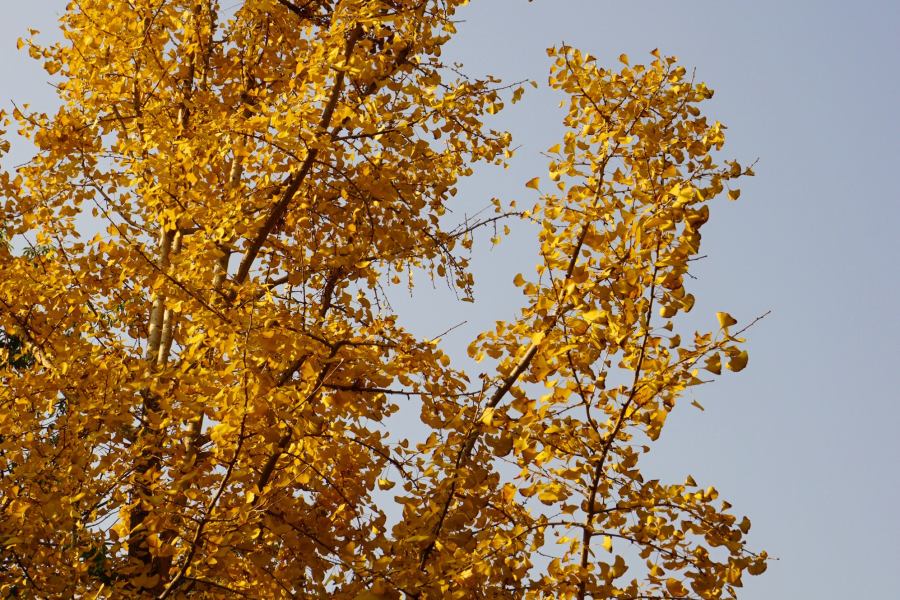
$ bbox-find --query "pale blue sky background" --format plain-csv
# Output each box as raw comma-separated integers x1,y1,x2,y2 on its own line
2,1,898,598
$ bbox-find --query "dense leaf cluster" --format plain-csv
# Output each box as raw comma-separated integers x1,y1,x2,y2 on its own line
0,2,766,599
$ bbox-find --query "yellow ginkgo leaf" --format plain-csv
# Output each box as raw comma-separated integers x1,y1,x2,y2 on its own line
526,177,541,190
602,535,613,552
717,312,738,328
703,353,722,375
727,350,749,372
748,560,768,575
665,578,688,597
583,308,601,322
502,483,517,504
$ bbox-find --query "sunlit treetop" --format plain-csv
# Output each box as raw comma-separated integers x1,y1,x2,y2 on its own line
0,2,766,600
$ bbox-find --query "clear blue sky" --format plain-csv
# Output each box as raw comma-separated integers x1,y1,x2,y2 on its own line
2,1,898,598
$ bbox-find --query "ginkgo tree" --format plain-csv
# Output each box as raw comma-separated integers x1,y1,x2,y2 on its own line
0,1,768,599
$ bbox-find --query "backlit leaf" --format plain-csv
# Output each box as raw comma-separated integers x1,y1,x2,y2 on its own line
717,312,739,328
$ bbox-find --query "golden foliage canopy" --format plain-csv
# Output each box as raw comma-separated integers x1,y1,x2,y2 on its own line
0,2,767,599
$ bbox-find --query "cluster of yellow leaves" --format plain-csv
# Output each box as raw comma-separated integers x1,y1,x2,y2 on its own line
0,2,766,600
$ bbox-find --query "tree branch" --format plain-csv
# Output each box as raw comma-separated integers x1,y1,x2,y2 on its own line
229,25,363,295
